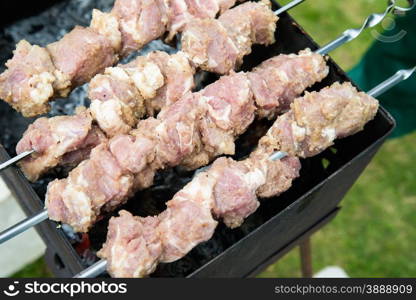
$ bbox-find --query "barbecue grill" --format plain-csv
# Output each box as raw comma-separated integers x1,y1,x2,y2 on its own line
0,0,395,277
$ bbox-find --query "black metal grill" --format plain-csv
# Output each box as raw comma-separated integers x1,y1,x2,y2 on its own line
0,0,395,277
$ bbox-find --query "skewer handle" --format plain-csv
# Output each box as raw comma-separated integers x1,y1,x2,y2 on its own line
316,2,396,55
74,260,108,278
368,66,416,97
0,150,34,172
274,0,305,15
0,209,48,244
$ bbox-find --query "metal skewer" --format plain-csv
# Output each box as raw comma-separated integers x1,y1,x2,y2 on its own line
74,65,416,278
74,260,108,279
0,210,48,244
0,0,399,246
274,0,305,15
367,66,416,97
0,150,35,172
316,0,397,55
317,0,416,56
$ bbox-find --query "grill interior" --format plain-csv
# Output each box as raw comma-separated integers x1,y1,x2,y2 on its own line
0,0,395,277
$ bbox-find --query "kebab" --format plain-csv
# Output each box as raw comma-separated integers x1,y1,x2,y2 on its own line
3,0,293,182
0,0,247,117
77,74,406,278
1,2,394,182
43,49,328,233
0,5,397,244
1,0,300,117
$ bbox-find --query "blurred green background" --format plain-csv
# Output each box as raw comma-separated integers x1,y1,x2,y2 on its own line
13,0,416,277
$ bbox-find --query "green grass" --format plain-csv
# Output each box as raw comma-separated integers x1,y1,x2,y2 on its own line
12,0,416,277
12,257,51,278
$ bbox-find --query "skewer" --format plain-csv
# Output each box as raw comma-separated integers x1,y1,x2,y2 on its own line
317,0,416,56
0,210,49,244
73,64,416,279
274,0,305,15
367,66,416,97
0,2,398,245
0,150,34,172
0,0,307,174
74,260,108,279
316,0,397,55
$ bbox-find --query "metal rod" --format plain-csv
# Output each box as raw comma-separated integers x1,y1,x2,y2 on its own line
269,151,288,161
0,209,48,244
274,0,306,15
0,150,34,172
367,66,416,97
74,260,108,278
393,0,415,13
316,2,396,55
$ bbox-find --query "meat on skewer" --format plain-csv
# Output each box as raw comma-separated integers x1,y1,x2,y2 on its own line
12,0,280,182
15,0,279,181
16,48,196,182
16,108,107,182
0,0,276,117
89,50,195,137
44,49,328,233
98,81,379,277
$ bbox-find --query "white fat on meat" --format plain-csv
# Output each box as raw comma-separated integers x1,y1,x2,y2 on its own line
60,179,93,232
158,173,218,263
90,9,122,52
321,127,336,142
127,62,164,99
90,99,132,136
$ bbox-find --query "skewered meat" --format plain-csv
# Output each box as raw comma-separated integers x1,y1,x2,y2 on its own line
98,81,379,278
98,151,301,277
98,211,162,278
17,49,326,183
16,108,106,181
167,0,237,41
0,0,241,117
182,0,277,74
47,26,118,88
248,49,329,119
44,49,328,233
89,51,195,137
0,41,70,116
112,0,169,56
16,50,195,180
258,82,379,157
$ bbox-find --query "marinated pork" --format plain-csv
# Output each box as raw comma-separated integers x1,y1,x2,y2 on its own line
44,49,329,232
0,0,240,117
99,82,379,278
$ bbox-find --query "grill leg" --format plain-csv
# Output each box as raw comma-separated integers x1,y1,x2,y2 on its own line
299,237,313,278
